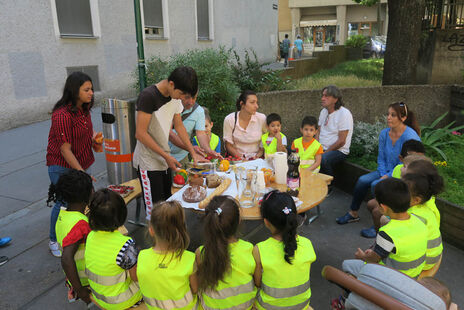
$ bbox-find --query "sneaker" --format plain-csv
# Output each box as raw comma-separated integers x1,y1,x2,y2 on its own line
361,226,377,238
0,256,8,266
331,295,345,310
49,241,62,257
0,237,12,247
336,212,360,225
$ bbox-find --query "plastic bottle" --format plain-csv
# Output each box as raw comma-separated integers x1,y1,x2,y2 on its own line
287,149,300,196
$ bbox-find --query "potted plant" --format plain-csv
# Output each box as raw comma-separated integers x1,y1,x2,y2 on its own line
345,35,368,60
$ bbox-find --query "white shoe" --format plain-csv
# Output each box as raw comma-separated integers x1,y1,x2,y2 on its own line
49,241,62,257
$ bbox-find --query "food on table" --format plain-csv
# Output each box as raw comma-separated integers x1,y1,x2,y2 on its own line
182,185,207,203
173,169,188,188
189,174,204,186
224,155,243,164
206,174,223,188
107,185,134,197
261,168,274,186
219,159,230,172
199,178,232,209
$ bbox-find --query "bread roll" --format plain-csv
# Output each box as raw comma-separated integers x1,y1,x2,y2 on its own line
198,178,232,209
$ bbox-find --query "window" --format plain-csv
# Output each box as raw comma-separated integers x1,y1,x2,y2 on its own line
348,22,380,37
52,0,100,37
143,0,164,37
197,0,213,40
66,66,101,91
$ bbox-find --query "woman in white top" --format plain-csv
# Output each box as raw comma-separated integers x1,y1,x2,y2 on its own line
223,90,266,159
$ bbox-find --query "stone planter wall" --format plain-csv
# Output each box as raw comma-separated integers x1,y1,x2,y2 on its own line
334,161,464,250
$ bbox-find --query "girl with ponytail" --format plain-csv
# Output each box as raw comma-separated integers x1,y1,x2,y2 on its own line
254,190,316,309
402,171,444,271
223,90,267,159
196,196,257,309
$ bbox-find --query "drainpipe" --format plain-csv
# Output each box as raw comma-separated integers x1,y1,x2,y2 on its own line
134,0,147,91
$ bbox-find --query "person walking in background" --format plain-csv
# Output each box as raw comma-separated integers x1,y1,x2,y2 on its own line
46,72,102,257
281,34,290,67
294,35,304,58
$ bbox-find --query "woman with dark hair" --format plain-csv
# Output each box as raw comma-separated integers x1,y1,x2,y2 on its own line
223,90,266,159
46,72,102,257
336,102,421,226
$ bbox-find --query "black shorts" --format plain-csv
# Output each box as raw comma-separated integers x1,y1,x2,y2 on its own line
137,168,172,220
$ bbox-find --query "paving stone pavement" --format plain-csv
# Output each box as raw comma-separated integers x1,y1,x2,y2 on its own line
1,111,463,309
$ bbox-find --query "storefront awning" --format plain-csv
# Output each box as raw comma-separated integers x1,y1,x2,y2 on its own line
300,15,337,27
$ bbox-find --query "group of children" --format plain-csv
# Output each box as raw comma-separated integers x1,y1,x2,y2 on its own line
259,113,324,172
53,169,316,309
51,116,450,309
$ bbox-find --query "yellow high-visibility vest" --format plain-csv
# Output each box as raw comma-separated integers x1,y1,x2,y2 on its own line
256,236,316,309
85,230,142,310
55,210,89,286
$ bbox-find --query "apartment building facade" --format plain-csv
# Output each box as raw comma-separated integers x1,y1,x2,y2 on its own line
0,0,278,131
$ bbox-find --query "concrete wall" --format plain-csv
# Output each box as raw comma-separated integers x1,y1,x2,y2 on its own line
0,0,278,132
257,85,451,141
279,0,292,40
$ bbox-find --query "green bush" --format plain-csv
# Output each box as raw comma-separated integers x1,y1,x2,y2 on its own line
232,49,290,92
345,35,369,48
348,119,385,170
136,47,239,136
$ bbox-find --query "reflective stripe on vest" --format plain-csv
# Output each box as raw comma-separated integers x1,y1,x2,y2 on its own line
194,134,219,151
382,254,426,271
378,214,427,278
262,279,310,298
408,204,443,270
204,280,254,299
86,268,128,286
200,240,257,309
201,298,254,310
293,138,321,169
261,132,285,155
257,294,309,310
91,281,140,305
85,230,141,309
55,210,89,286
144,290,196,309
426,253,442,264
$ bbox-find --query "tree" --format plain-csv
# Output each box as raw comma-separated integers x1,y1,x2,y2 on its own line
353,0,426,85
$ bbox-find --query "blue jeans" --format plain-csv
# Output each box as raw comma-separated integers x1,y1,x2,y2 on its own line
350,170,382,212
48,165,92,241
48,165,70,242
320,150,347,176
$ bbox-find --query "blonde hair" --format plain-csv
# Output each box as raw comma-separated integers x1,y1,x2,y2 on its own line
150,201,189,258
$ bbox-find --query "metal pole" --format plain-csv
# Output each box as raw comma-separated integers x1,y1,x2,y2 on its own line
134,0,147,91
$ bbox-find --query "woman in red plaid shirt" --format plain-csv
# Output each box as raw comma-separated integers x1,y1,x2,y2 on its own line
46,72,101,257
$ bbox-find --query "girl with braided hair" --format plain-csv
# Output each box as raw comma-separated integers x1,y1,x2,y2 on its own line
254,190,316,309
53,169,93,304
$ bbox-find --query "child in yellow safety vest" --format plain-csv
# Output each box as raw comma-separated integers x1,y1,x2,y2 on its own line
85,189,142,310
193,107,221,155
402,172,444,271
291,116,323,172
355,178,428,278
260,113,287,157
137,201,198,310
361,140,427,239
196,196,257,309
254,190,316,310
54,169,93,304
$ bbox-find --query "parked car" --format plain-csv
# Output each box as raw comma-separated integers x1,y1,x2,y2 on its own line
363,36,386,58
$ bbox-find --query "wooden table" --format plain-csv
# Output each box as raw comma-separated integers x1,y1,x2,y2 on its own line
170,170,332,221
239,169,332,220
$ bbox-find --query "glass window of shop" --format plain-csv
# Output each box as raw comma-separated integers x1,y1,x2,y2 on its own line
303,26,336,48
348,22,381,37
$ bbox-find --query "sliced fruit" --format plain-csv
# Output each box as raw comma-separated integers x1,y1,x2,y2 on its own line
219,159,230,172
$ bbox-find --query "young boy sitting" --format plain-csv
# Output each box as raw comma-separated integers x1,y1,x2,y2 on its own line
361,139,427,238
355,178,428,278
291,116,323,172
260,113,287,157
193,107,221,155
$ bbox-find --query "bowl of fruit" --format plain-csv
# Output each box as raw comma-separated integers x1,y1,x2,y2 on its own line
225,155,244,165
173,169,188,188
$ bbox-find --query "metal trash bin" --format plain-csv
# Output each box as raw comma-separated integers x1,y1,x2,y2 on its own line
101,98,137,185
